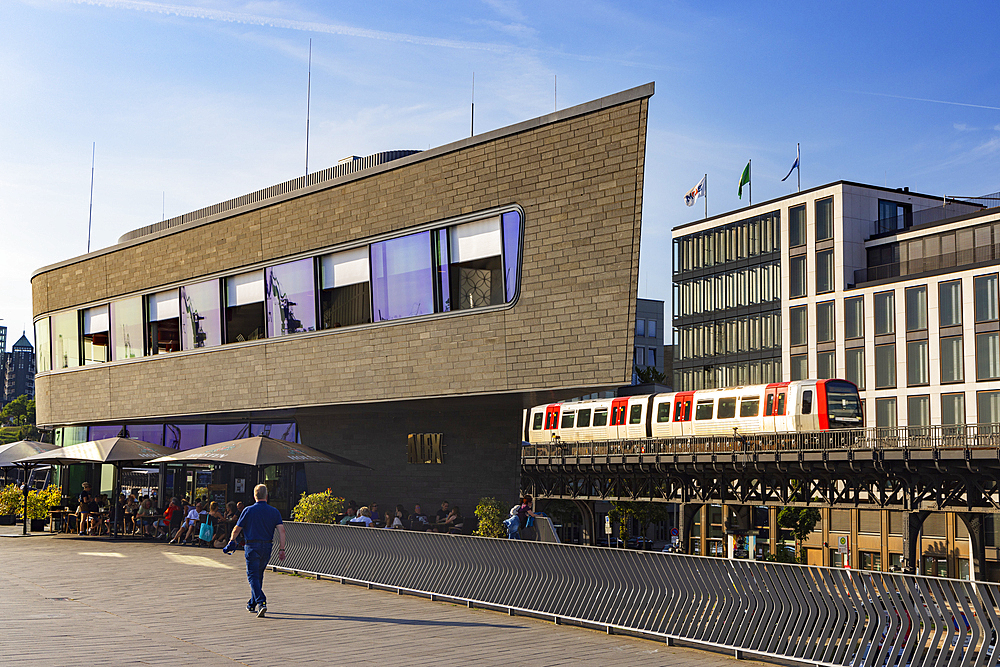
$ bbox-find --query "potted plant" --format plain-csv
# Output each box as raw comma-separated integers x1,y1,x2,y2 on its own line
0,484,19,525
291,490,344,524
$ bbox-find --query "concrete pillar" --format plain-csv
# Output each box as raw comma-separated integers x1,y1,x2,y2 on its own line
901,511,931,575
680,502,704,554
958,513,988,582
573,500,596,546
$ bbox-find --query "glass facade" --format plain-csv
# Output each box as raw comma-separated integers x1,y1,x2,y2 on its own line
875,343,896,389
180,279,222,349
225,271,265,343
874,291,895,335
34,317,50,373
905,285,927,331
320,247,372,329
265,258,317,337
845,296,863,339
35,208,524,379
51,310,80,369
673,210,781,272
939,280,962,327
816,197,833,241
846,348,865,390
111,297,145,360
371,231,434,321
82,305,109,364
975,274,999,322
906,340,929,386
941,336,964,383
977,332,1000,381
165,424,207,451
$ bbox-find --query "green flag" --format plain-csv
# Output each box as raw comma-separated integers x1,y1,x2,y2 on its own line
738,161,750,199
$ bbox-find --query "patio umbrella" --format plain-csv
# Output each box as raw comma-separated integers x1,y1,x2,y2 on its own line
0,440,60,535
17,437,179,537
148,436,369,469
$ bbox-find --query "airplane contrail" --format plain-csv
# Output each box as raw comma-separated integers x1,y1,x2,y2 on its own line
851,90,1000,111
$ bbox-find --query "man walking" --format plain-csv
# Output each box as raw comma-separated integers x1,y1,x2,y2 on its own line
224,484,286,618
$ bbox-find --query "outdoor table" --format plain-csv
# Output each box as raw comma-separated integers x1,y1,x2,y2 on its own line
48,509,67,533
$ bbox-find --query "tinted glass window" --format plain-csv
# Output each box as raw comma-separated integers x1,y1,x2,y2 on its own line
532,413,543,430
181,280,222,349
816,197,833,241
501,211,522,303
845,297,864,338
695,400,714,420
34,318,51,373
802,390,813,415
789,205,806,247
371,231,434,321
776,392,786,415
740,398,760,417
560,412,575,429
826,380,862,424
593,409,608,427
449,217,504,310
656,402,671,423
629,404,643,424
266,258,316,337
51,310,80,369
975,274,998,322
577,409,591,428
717,398,736,419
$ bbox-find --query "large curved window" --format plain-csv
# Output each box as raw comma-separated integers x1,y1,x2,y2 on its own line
371,231,434,322
180,280,222,349
266,258,316,337
320,248,371,329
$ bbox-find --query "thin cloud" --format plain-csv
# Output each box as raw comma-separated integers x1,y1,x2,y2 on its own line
65,0,669,70
849,89,1000,111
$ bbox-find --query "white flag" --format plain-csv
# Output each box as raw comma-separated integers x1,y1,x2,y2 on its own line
684,175,706,207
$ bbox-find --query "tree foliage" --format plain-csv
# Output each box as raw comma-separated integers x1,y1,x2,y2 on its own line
634,366,667,384
0,484,61,519
777,506,821,563
291,489,344,524
2,395,34,426
610,500,672,542
473,496,507,538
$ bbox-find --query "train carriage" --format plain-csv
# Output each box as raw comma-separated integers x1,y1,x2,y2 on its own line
524,379,862,445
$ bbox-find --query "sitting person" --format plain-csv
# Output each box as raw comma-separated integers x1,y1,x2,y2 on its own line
135,498,155,537
160,498,182,541
388,504,407,529
409,504,429,530
86,495,102,535
76,491,92,536
338,501,358,524
124,494,139,534
349,506,373,526
171,501,202,545
442,506,464,534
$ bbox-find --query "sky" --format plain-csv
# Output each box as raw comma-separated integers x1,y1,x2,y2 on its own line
2,0,1000,349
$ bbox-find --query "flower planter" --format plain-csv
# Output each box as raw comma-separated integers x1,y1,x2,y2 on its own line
0,514,15,525
30,518,47,532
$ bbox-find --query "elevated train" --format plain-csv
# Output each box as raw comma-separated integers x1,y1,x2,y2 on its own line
523,379,863,444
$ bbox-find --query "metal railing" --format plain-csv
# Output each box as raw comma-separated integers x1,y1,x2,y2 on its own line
273,522,1000,667
521,424,1000,459
856,245,1000,284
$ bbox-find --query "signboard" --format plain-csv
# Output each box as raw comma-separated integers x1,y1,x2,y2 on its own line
208,484,227,505
407,433,444,464
604,516,612,535
670,527,679,537
235,478,245,494
837,535,850,554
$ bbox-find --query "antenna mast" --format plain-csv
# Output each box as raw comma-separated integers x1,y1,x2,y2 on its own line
305,39,312,182
471,72,475,137
87,142,95,253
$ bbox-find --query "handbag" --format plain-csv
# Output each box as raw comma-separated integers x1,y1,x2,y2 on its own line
199,520,214,542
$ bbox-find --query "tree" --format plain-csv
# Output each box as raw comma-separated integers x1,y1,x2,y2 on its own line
777,506,821,563
1,395,30,426
473,497,507,538
634,366,667,384
610,500,672,545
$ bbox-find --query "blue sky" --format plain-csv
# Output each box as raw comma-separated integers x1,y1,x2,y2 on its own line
2,0,1000,347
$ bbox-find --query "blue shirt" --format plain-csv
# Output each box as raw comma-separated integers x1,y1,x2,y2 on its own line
236,500,283,542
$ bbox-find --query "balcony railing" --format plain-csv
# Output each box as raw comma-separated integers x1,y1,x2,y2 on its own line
855,244,1000,284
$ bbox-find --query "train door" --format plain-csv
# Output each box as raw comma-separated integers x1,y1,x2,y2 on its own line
672,392,694,437
543,405,561,439
796,382,818,431
625,397,647,439
763,383,790,432
610,398,629,439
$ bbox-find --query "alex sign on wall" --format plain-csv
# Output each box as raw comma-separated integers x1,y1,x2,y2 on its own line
407,433,444,464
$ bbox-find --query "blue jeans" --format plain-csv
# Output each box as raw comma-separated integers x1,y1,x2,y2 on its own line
245,542,272,609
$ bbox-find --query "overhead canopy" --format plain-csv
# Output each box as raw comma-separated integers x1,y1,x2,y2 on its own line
148,436,369,468
15,437,177,465
0,441,60,467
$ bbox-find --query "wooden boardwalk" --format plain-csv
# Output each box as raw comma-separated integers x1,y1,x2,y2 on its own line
0,530,750,667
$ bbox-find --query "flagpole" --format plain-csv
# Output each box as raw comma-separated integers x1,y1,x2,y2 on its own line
704,173,708,220
797,143,800,193
749,159,752,206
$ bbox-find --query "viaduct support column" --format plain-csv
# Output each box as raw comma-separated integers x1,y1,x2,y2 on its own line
680,502,704,554
959,512,989,582
573,500,596,546
901,511,930,575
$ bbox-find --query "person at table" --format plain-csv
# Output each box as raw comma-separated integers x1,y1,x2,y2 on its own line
160,498,182,541
338,501,358,524
76,490,93,536
435,501,450,524
442,506,464,534
387,505,407,529
171,501,202,545
135,498,155,537
409,504,428,529
86,494,102,535
369,503,382,527
349,507,373,526
124,494,139,534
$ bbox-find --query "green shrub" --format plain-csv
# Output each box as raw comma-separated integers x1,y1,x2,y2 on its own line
0,484,61,518
473,496,507,538
292,490,344,523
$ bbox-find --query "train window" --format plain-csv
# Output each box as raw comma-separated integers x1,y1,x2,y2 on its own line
717,398,737,419
682,401,692,421
593,409,608,426
695,400,714,420
765,394,774,416
776,393,786,416
532,413,543,430
545,411,559,429
656,402,671,422
560,412,576,429
802,391,813,415
577,409,592,428
629,405,643,424
740,397,760,417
